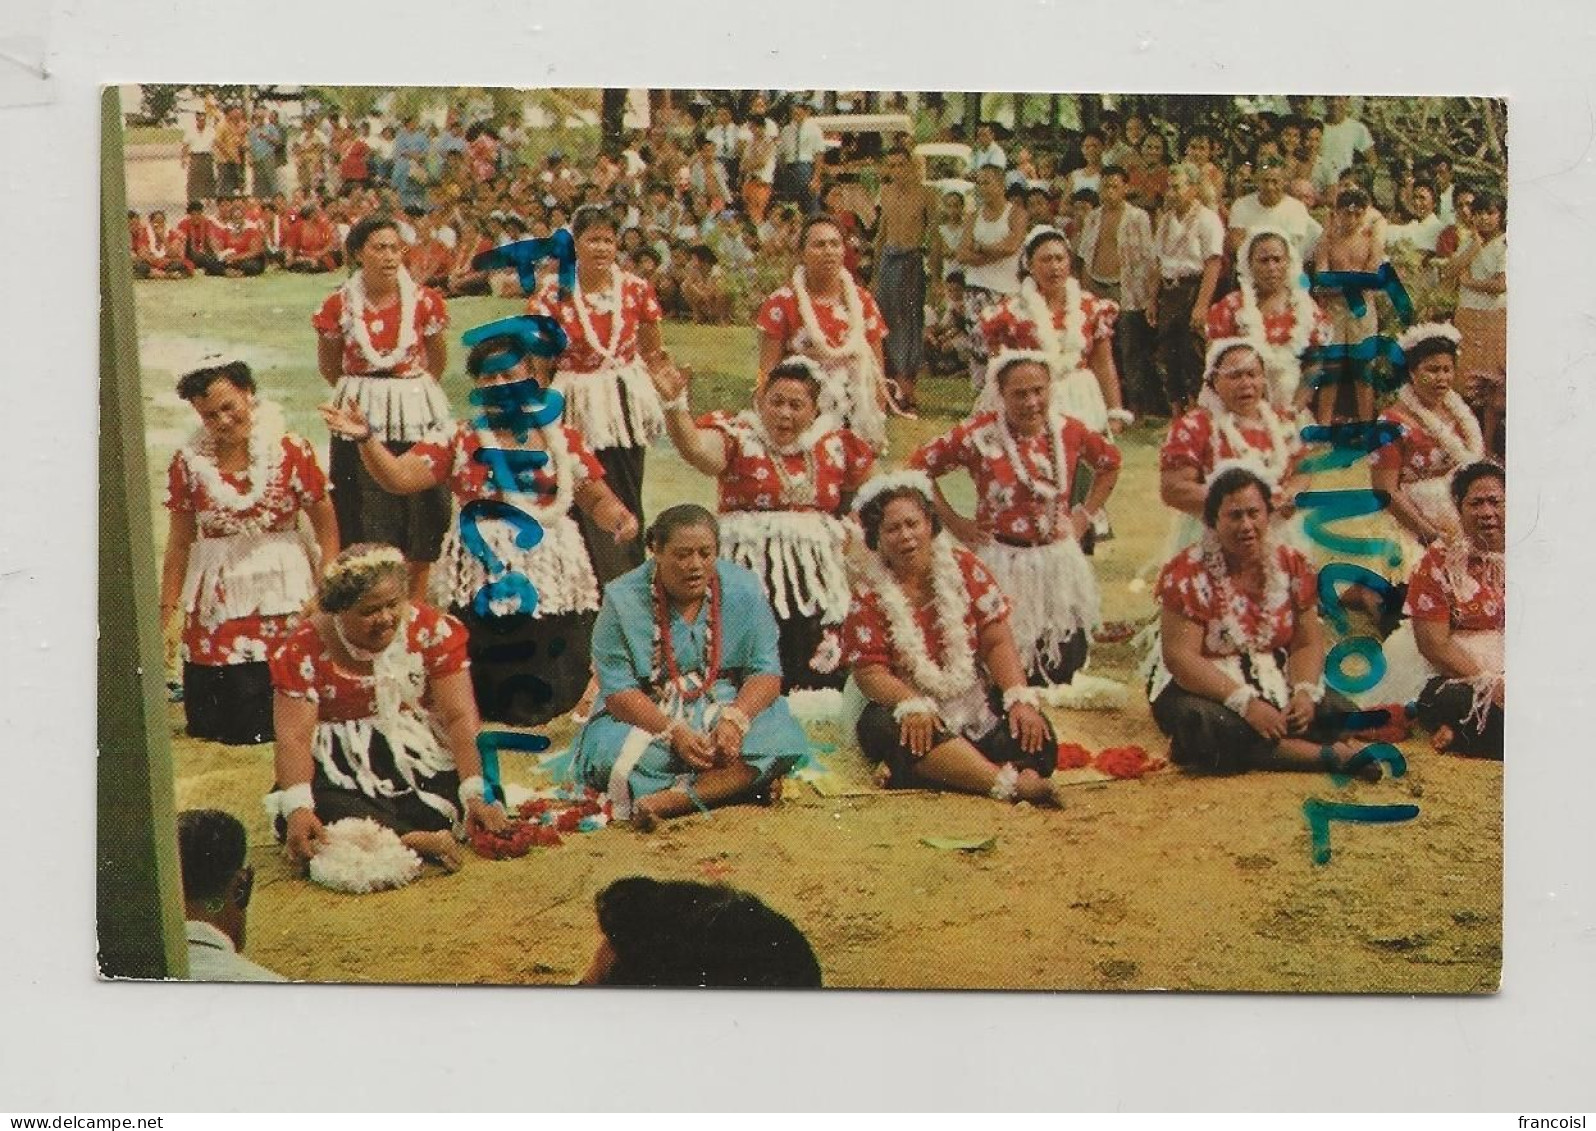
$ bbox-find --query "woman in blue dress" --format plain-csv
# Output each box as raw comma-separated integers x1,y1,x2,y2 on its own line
573,504,807,830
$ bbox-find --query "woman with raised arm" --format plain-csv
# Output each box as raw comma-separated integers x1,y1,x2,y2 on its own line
160,361,340,745
571,506,807,831
313,214,452,603
841,473,1060,806
267,544,510,875
756,214,892,452
320,335,638,726
653,355,874,690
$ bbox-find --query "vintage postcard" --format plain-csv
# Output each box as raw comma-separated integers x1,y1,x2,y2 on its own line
98,86,1505,991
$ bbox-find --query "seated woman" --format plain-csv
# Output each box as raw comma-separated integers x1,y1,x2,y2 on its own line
910,351,1120,687
841,473,1059,806
1150,466,1376,777
267,544,509,873
1405,461,1505,759
653,355,874,690
571,505,807,831
319,335,638,726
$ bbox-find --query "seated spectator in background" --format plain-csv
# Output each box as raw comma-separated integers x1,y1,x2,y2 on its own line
971,121,1007,170
405,209,453,289
1066,129,1106,196
127,209,152,275
179,808,285,982
924,270,974,376
822,182,869,281
205,195,267,278
1024,185,1056,228
446,214,495,297
680,244,732,324
689,135,733,218
139,210,193,278
282,202,340,273
175,199,222,275
580,877,821,988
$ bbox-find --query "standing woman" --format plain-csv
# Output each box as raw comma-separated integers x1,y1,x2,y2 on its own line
1445,189,1507,455
160,361,340,746
1205,226,1330,413
528,204,665,586
756,215,891,453
319,337,639,726
652,356,875,690
571,506,808,831
910,353,1120,688
978,225,1130,434
312,214,452,604
955,163,1027,392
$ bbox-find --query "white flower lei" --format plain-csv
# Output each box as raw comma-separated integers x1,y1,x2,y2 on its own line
1019,274,1087,378
1209,400,1295,486
179,399,285,517
573,264,626,364
994,408,1071,539
474,421,576,523
1396,384,1485,474
1442,539,1505,607
1235,232,1316,405
341,267,420,371
856,532,980,702
1199,529,1292,656
792,264,872,370
334,607,426,735
727,409,831,507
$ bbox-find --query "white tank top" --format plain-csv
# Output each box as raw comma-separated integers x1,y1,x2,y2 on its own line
964,203,1021,295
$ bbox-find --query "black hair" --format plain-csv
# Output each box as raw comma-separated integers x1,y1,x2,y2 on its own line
177,809,247,903
762,360,823,406
945,268,966,287
1081,128,1106,144
799,213,843,250
317,542,409,613
572,204,618,239
127,209,139,220
151,209,166,222
177,360,255,402
645,504,719,553
634,247,661,268
857,484,941,551
1403,331,1461,370
466,333,531,379
594,878,821,989
1335,186,1370,211
1471,189,1505,218
1204,465,1274,528
187,200,205,213
1450,460,1504,509
1070,188,1100,207
993,353,1051,393
1022,226,1069,269
345,213,399,259
1025,185,1053,201
1101,164,1128,181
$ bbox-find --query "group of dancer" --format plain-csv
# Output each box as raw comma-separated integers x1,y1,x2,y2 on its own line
157,196,1504,877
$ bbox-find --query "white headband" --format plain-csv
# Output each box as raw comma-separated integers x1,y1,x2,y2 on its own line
851,469,937,514
1397,321,1463,354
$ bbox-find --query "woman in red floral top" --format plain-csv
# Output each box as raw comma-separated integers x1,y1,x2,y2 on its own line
320,338,639,726
1151,466,1378,776
160,362,339,746
1205,227,1330,413
652,356,875,690
267,544,509,875
312,215,452,602
910,353,1120,687
1406,462,1504,758
840,474,1059,805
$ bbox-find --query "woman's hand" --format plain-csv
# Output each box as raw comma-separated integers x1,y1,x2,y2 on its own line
669,725,717,771
1242,698,1289,742
648,353,689,405
603,500,639,545
898,710,938,758
318,400,372,441
1068,507,1093,542
1284,689,1317,733
465,797,509,837
1188,306,1206,334
944,512,990,548
1007,701,1049,755
284,808,327,871
710,719,744,767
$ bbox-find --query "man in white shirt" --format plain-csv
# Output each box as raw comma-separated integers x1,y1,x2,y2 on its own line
1428,155,1458,225
783,100,827,214
179,809,285,983
1151,162,1225,414
181,108,217,202
1317,96,1375,183
1385,181,1443,254
970,122,1007,171
1226,158,1321,258
704,104,751,190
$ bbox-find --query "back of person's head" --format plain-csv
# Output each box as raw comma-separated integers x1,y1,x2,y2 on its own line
1335,186,1370,212
177,809,247,904
594,878,821,988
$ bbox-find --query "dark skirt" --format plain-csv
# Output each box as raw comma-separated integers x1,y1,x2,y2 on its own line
182,660,273,745
1151,683,1359,773
577,444,646,586
330,436,451,562
452,604,597,726
776,610,845,693
272,729,461,840
856,697,1056,789
1027,629,1090,689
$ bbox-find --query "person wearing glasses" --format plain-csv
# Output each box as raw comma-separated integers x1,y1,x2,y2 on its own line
178,808,285,982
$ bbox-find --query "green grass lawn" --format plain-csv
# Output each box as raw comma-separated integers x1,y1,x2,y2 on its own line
130,270,1170,677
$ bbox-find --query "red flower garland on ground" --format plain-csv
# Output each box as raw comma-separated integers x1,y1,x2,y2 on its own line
1056,741,1094,770
470,790,612,859
1093,745,1164,779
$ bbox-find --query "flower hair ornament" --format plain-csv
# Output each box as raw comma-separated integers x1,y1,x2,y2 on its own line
1397,321,1464,355
977,347,1057,414
851,469,937,514
772,354,825,382
325,544,406,585
1021,224,1069,267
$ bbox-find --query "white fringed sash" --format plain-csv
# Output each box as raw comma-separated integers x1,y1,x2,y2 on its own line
334,373,451,443
312,714,460,830
180,529,316,631
719,509,852,624
434,511,599,618
552,356,665,451
976,537,1101,673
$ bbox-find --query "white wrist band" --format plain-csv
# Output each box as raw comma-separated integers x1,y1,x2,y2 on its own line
720,705,752,735
663,393,689,413
1292,680,1326,704
989,763,1020,802
458,775,488,809
1107,408,1135,425
1002,686,1041,712
893,697,938,722
1223,685,1258,715
268,782,314,821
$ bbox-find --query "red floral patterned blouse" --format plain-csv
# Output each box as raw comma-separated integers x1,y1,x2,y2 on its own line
910,410,1121,544
165,434,327,666
699,411,875,513
1156,541,1318,657
1369,404,1473,487
1204,289,1331,350
977,288,1120,356
311,283,449,376
1159,409,1304,479
755,284,887,354
840,547,1010,671
526,271,662,374
1403,544,1505,632
408,421,605,506
268,604,470,723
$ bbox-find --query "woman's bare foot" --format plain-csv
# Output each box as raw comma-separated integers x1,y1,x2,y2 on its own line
1015,769,1063,808
752,777,783,806
401,830,467,873
871,762,893,790
1327,740,1384,783
571,675,599,723
631,799,662,834
1431,725,1455,753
